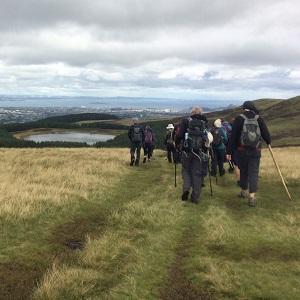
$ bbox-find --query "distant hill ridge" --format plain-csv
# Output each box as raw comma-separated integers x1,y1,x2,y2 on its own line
206,95,300,147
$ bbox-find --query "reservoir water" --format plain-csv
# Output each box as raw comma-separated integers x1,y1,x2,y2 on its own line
24,131,115,145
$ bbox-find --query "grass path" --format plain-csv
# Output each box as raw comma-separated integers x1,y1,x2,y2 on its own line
0,148,299,299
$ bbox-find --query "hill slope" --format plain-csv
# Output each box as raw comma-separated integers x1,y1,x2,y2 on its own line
0,148,299,299
206,96,300,147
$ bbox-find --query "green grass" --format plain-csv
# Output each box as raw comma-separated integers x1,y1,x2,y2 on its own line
1,148,300,299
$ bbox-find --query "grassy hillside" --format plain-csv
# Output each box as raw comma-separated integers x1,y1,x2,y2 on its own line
206,96,300,147
0,147,299,299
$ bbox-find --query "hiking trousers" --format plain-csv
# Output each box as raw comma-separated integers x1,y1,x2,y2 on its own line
211,148,225,176
181,152,203,203
143,143,153,159
166,144,175,163
130,142,142,164
238,149,261,193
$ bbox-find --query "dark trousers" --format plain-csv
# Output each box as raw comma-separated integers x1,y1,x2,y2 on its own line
238,149,261,193
166,144,175,163
181,152,203,203
211,148,225,176
130,142,142,164
143,143,153,159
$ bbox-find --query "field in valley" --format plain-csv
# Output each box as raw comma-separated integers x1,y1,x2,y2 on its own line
0,147,299,299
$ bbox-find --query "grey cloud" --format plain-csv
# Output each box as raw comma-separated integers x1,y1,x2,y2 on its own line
0,0,268,30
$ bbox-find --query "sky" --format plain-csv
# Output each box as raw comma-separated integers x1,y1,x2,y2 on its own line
0,0,300,101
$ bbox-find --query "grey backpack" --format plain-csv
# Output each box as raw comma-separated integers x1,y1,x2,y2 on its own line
240,114,261,148
132,125,142,142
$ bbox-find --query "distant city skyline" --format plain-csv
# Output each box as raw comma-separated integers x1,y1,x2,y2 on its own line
1,0,300,102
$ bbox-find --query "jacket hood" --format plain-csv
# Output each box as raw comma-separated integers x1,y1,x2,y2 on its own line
242,101,259,114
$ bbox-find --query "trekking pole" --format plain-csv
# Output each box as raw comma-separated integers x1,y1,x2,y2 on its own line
208,154,213,197
268,145,292,201
174,162,177,188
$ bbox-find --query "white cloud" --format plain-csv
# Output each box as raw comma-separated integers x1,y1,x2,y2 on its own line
0,0,300,100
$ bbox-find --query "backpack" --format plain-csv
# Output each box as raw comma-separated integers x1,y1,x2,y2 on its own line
132,125,142,142
144,129,153,144
240,114,261,148
222,121,232,137
212,128,223,147
185,118,206,152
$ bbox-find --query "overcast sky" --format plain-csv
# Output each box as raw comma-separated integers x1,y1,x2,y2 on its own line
0,0,300,101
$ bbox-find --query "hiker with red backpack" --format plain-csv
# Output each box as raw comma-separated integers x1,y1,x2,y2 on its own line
210,119,228,177
143,125,155,163
227,101,271,207
128,118,144,166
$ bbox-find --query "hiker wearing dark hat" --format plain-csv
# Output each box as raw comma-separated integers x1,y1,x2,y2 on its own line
210,119,228,177
143,125,155,163
175,107,213,204
227,101,271,206
165,123,175,163
128,118,144,166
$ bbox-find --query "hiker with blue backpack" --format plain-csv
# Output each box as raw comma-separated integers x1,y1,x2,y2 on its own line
128,119,144,166
227,101,271,207
175,107,213,204
143,125,155,163
210,119,228,177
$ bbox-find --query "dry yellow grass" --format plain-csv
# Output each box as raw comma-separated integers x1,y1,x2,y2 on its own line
0,148,129,220
260,147,300,182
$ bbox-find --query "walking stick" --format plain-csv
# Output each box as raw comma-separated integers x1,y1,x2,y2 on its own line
208,154,213,197
268,145,292,201
174,162,177,188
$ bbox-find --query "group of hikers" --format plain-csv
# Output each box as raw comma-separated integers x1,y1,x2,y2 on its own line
128,100,271,207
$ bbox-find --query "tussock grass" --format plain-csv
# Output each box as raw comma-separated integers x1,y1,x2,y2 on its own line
0,148,128,220
1,147,300,299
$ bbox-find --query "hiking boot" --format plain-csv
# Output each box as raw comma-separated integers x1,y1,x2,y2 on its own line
248,197,257,207
181,191,189,201
130,160,134,166
237,180,241,187
201,182,205,187
143,157,147,163
238,190,248,198
135,160,139,166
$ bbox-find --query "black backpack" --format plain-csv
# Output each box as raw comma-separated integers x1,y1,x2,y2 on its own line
240,114,261,148
185,118,206,152
212,128,223,147
132,125,142,142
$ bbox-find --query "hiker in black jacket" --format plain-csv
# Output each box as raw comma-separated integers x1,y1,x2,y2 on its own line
227,101,271,207
175,107,212,204
128,119,144,166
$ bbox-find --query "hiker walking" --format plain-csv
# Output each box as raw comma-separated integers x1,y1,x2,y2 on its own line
228,117,241,186
165,124,175,163
128,118,144,166
210,119,228,177
227,101,271,207
222,119,234,173
175,107,212,204
143,125,155,163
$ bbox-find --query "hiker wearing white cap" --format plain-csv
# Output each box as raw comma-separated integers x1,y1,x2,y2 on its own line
210,119,228,177
165,123,175,163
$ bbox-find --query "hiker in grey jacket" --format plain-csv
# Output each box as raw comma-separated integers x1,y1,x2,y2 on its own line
128,119,144,166
227,101,271,207
175,107,213,204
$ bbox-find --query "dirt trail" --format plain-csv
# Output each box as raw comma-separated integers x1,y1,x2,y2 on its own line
159,226,214,300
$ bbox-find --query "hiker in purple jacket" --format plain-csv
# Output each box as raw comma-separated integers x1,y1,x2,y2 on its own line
143,125,155,163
